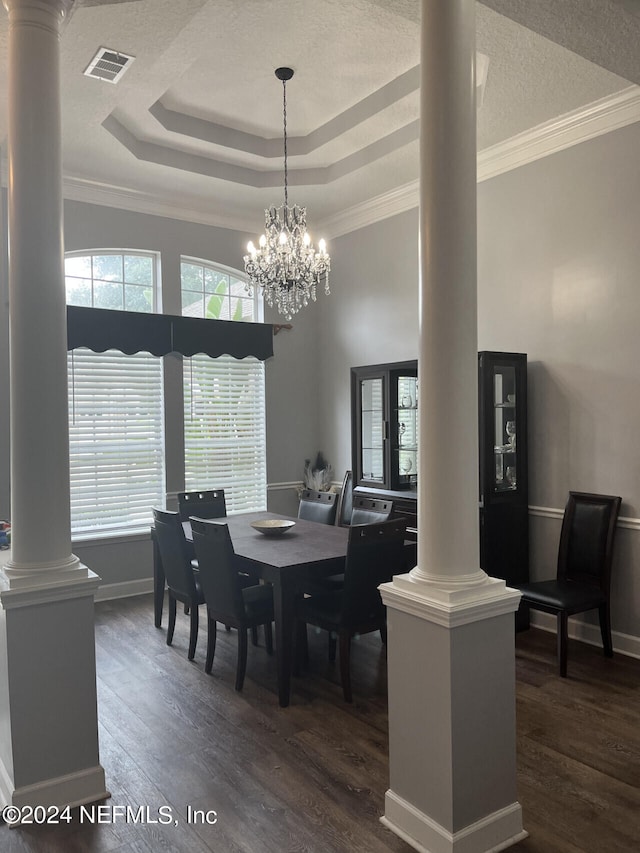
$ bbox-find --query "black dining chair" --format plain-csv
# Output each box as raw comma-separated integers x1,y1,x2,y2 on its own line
178,489,226,522
295,518,407,702
298,488,338,525
516,491,622,677
350,496,393,526
190,518,274,691
152,508,205,660
335,470,354,527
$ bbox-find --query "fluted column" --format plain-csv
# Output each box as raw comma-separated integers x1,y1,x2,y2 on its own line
380,2,525,850
3,0,79,577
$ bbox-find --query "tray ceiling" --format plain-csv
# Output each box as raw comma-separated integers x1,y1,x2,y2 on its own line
0,0,638,235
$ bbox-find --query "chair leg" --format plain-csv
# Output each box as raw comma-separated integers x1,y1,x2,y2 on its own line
339,632,353,703
205,617,217,674
264,620,273,655
167,594,177,646
235,628,248,691
188,601,199,660
328,632,337,662
557,611,568,677
251,626,259,646
598,603,614,658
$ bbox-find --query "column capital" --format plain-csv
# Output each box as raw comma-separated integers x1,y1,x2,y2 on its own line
2,0,75,26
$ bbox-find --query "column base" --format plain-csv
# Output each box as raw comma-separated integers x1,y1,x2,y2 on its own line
382,790,527,853
380,573,525,853
0,560,106,813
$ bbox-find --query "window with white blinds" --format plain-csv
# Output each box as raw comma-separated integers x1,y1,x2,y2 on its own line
65,250,163,536
68,349,164,535
181,258,267,513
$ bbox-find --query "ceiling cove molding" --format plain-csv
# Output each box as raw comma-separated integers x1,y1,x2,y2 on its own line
61,174,252,234
477,85,640,183
326,85,640,238
49,86,640,239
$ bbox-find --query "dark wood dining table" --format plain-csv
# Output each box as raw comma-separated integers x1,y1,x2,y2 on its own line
152,510,351,707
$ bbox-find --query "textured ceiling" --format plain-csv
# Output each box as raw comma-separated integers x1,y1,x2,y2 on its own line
0,0,638,235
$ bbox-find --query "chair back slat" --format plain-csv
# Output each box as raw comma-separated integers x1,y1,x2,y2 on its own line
153,508,197,599
298,489,338,525
190,519,246,621
558,492,621,591
178,490,226,522
350,496,393,526
341,518,406,625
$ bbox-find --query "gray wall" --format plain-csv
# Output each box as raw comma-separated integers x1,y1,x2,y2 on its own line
317,209,420,478
319,122,640,646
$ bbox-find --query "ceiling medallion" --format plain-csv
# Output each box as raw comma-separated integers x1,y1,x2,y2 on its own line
244,67,330,321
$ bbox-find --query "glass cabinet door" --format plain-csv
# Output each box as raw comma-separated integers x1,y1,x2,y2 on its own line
360,377,385,483
394,374,418,488
492,364,517,492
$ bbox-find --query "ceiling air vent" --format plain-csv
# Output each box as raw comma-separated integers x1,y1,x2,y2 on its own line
84,47,135,84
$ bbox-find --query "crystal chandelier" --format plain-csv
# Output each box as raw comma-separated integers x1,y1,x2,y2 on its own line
244,67,330,321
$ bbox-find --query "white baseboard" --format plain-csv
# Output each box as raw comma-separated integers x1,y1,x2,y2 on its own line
0,763,110,814
382,789,527,853
529,611,640,660
95,578,153,602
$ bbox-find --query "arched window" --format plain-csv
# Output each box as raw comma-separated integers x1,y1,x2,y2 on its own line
65,250,164,535
181,258,266,513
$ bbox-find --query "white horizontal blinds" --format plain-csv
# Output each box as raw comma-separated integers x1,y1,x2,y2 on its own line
65,250,163,536
68,348,164,534
181,257,266,514
184,355,267,513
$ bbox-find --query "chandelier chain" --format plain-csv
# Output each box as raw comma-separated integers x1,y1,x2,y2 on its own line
282,77,288,208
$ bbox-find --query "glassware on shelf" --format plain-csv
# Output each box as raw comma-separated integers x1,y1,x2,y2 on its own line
506,466,517,488
400,393,413,408
505,420,516,451
401,457,413,474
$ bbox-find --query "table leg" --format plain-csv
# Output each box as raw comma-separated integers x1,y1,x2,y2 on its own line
152,529,164,628
272,578,295,707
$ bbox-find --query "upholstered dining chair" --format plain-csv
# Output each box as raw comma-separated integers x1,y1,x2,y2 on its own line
298,488,338,525
178,489,226,522
190,518,274,691
335,470,354,527
295,518,407,702
350,496,393,526
152,508,205,660
516,491,622,677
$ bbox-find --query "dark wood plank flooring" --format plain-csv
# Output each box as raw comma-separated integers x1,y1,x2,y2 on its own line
2,594,639,852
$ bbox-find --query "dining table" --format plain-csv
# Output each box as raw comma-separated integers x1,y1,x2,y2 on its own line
152,510,352,707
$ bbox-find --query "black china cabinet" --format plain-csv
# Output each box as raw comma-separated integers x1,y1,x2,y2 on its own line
478,351,529,628
351,360,418,538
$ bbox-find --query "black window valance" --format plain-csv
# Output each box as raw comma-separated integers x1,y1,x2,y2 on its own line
66,306,273,361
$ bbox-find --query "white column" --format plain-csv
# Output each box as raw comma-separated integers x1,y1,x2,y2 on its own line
380,2,526,851
0,0,108,813
3,0,78,577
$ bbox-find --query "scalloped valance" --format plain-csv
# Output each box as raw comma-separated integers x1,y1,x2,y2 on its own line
66,306,273,361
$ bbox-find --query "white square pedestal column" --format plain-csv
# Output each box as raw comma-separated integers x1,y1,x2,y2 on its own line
380,575,527,853
0,564,109,810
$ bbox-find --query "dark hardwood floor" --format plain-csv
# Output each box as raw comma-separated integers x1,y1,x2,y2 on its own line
2,593,639,852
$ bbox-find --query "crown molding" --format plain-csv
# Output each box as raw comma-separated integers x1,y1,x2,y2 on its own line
325,85,640,238
2,87,634,240
61,174,253,234
477,85,640,183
